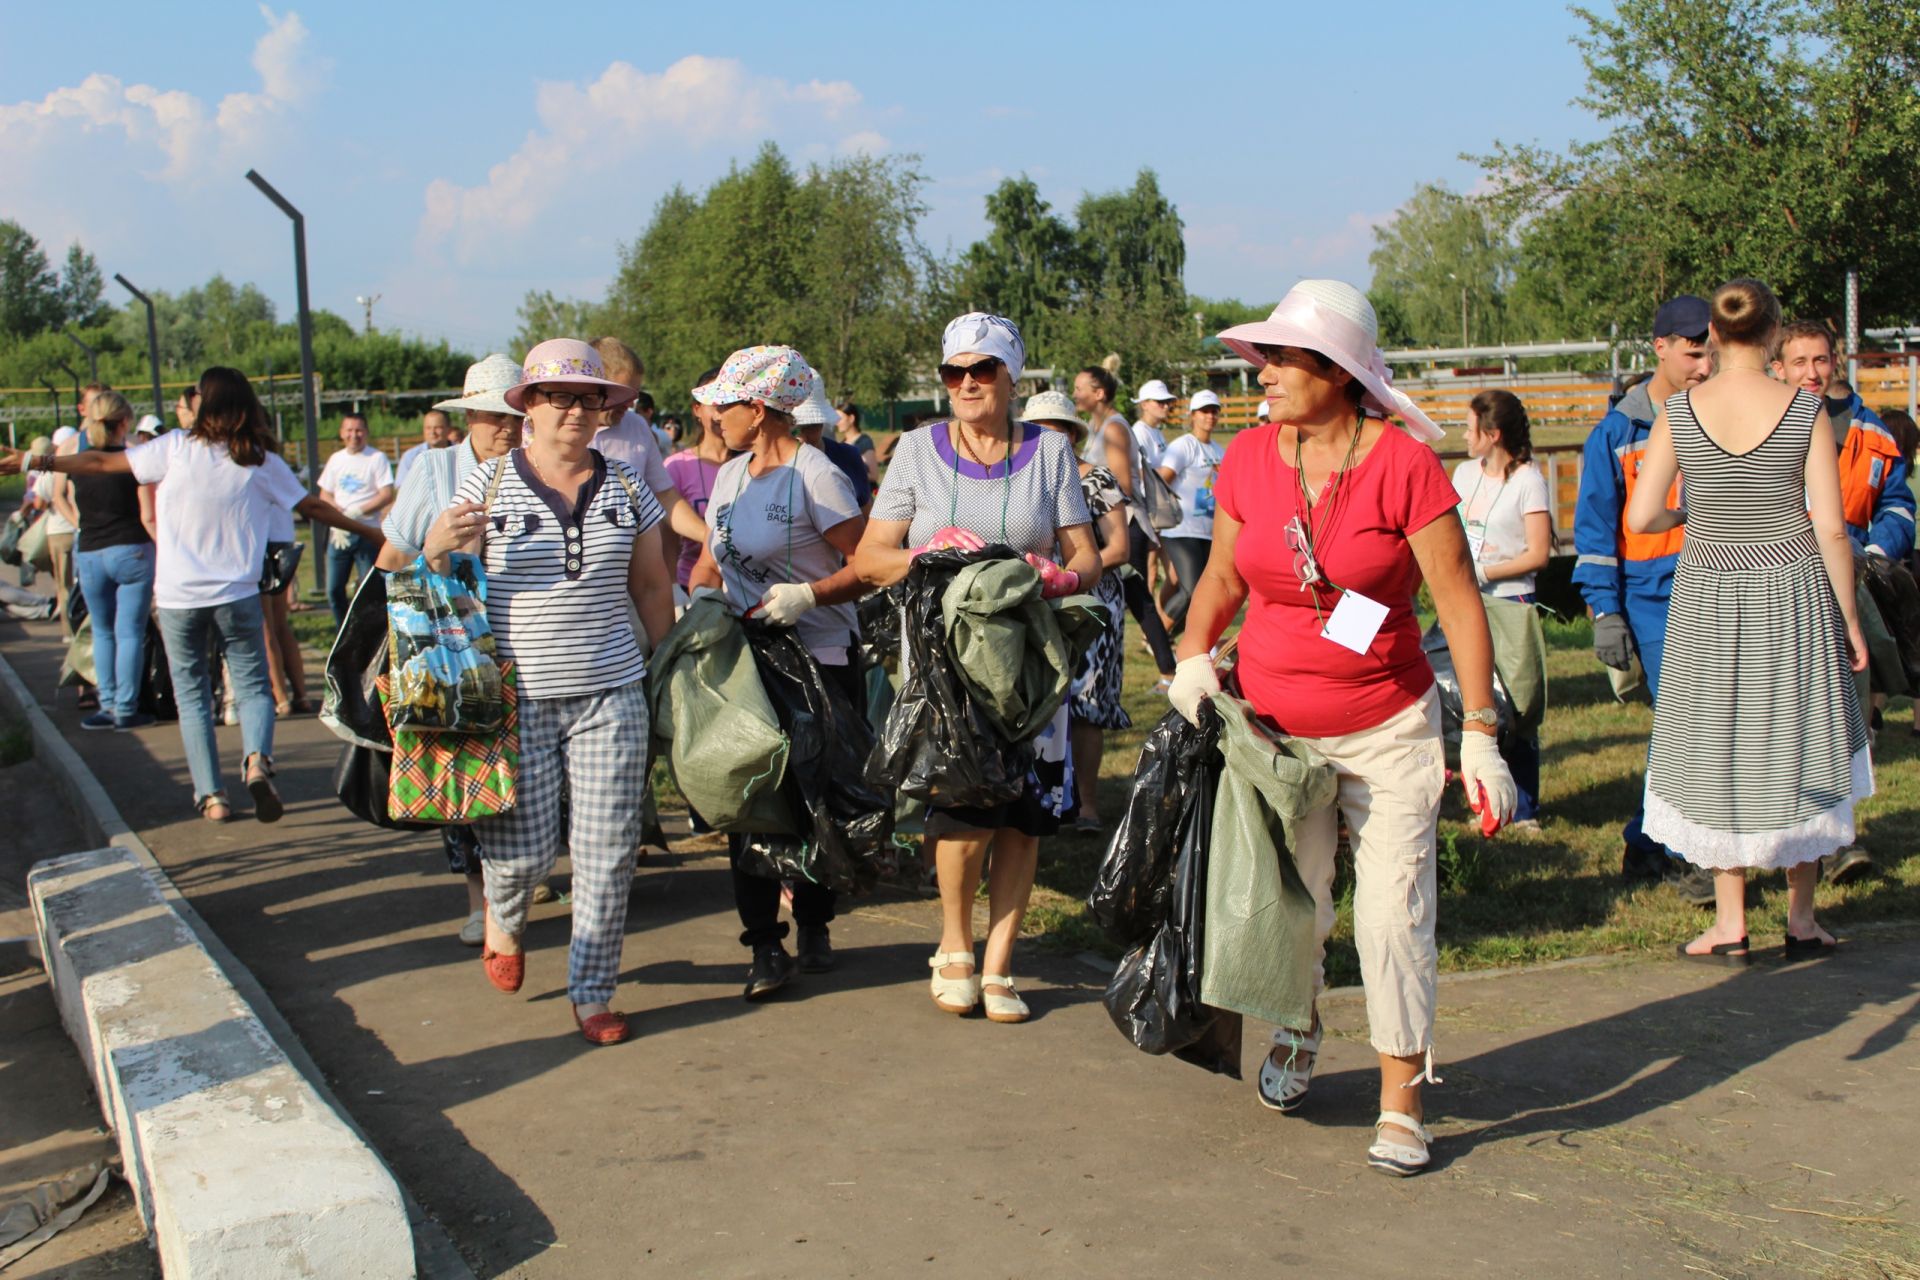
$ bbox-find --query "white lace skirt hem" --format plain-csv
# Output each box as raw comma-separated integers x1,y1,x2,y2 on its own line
1643,746,1874,871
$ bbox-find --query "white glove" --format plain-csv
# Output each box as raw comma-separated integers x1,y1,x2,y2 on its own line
329,526,355,550
1458,731,1518,825
1167,654,1221,727
753,582,816,626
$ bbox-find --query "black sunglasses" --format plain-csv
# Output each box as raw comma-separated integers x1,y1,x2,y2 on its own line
938,357,1005,389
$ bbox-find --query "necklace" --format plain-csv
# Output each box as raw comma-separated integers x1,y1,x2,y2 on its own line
955,422,1006,467
525,447,586,492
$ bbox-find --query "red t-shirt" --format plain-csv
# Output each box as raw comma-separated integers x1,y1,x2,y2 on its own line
1214,422,1460,738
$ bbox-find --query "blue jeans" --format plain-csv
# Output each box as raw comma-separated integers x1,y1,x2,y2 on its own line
327,534,378,626
156,596,276,803
74,543,155,720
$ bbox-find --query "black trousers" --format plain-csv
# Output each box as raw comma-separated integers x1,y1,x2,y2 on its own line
1160,536,1212,631
729,656,863,948
1124,523,1178,676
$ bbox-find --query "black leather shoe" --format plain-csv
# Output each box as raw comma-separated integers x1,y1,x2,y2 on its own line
744,943,794,1001
796,927,835,974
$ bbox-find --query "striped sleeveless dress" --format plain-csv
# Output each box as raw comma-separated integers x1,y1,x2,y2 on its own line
1643,387,1872,869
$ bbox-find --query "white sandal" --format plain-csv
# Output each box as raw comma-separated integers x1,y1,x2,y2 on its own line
1368,1111,1432,1177
979,975,1029,1024
928,950,980,1014
1255,1018,1320,1113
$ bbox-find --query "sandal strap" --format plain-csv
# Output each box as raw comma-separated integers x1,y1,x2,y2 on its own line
928,951,976,969
979,974,1015,988
1375,1110,1430,1142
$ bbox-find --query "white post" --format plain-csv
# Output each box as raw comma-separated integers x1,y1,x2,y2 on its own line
1846,270,1861,389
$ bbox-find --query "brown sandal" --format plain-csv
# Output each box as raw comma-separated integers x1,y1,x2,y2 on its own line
198,794,231,823
244,754,283,824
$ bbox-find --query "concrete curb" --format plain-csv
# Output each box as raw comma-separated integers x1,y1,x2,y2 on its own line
0,649,473,1279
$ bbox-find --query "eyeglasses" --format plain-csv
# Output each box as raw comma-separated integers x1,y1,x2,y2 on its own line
938,357,1005,389
1284,515,1324,591
529,388,609,411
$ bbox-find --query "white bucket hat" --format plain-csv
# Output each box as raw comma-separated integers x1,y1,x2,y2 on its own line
1020,389,1083,429
436,353,527,417
791,371,831,427
1219,280,1443,442
1135,379,1175,403
1188,390,1222,412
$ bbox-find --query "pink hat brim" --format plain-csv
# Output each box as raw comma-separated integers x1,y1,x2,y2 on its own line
503,375,638,413
1218,318,1442,443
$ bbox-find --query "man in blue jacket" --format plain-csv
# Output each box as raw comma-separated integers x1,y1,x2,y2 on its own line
1573,296,1715,898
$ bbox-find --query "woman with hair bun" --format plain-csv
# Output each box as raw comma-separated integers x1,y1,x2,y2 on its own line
1628,278,1871,963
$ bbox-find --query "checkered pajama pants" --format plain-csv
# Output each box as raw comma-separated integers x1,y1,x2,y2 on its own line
474,679,649,1006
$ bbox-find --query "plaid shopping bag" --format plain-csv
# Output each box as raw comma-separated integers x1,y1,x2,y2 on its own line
378,662,519,823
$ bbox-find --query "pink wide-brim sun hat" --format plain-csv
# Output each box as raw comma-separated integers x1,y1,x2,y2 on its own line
503,338,639,412
1218,280,1443,442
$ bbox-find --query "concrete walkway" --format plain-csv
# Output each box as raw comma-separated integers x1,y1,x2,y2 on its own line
5,614,1918,1279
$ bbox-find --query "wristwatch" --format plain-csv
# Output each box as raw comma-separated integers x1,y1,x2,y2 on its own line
1461,707,1498,729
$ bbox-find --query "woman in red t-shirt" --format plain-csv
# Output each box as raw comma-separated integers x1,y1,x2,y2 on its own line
1168,280,1517,1178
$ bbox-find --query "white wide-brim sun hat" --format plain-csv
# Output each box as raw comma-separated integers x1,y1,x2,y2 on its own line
1019,389,1083,431
1218,280,1442,442
436,353,527,417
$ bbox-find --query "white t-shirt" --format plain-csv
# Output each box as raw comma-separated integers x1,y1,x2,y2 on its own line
593,411,674,495
708,445,863,665
318,446,393,517
1451,459,1551,598
1158,433,1224,540
395,440,434,489
1131,420,1166,468
129,433,310,609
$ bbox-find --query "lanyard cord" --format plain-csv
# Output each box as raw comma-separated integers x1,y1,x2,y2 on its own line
718,440,799,586
947,419,1013,544
1293,413,1363,627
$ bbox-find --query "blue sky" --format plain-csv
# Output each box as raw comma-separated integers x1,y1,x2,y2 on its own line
1,1,1603,355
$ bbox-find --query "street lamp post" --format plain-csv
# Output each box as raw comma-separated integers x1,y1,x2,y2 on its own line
113,274,164,419
63,330,99,384
245,169,324,592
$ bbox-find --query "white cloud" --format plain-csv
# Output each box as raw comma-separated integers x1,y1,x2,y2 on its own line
0,6,324,187
836,130,890,157
417,56,868,263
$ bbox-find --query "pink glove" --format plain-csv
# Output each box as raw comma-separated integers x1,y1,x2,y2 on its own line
1023,552,1081,599
913,526,987,557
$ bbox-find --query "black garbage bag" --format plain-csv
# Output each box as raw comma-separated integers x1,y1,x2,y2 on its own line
1864,554,1920,692
332,740,434,833
856,589,900,668
1101,706,1243,1077
1422,624,1517,746
137,616,177,720
865,546,1032,809
322,571,393,751
735,622,897,892
1089,707,1220,948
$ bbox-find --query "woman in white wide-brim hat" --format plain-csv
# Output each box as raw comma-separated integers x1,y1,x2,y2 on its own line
376,353,527,947
854,313,1101,1024
430,338,676,1047
1168,279,1516,1177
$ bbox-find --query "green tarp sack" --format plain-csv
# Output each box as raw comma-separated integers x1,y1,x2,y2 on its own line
1482,594,1549,734
1201,695,1338,1035
61,618,94,687
938,557,1106,742
648,596,796,834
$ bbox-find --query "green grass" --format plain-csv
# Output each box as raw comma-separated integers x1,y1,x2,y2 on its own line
1025,613,1920,984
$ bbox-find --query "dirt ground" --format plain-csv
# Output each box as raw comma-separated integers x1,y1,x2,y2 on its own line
3,616,1918,1279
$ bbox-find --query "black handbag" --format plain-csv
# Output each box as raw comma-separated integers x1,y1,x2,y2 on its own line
259,540,305,595
332,740,434,833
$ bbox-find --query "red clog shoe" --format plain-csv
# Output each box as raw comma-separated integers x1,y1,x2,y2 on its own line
573,1008,630,1046
481,946,524,993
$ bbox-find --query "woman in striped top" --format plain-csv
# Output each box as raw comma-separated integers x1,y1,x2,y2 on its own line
1627,279,1871,964
427,338,676,1046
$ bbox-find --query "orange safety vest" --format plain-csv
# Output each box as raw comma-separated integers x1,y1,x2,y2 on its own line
1616,436,1686,561
1838,420,1901,531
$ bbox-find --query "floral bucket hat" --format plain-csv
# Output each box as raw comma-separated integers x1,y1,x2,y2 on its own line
692,345,817,414
504,338,638,412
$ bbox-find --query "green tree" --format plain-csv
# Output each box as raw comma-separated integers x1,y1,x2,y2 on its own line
511,290,604,355
1477,0,1920,336
949,176,1078,368
59,243,107,328
0,221,64,341
1368,183,1519,347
